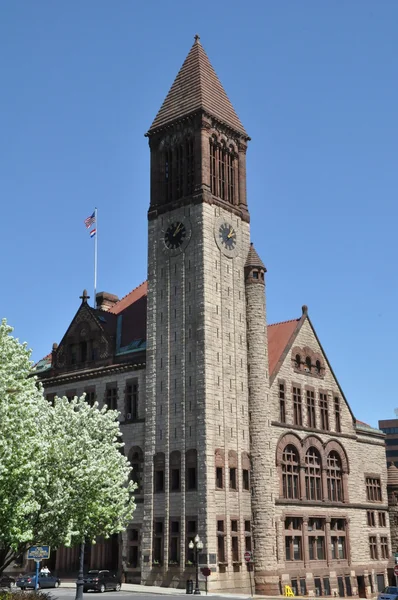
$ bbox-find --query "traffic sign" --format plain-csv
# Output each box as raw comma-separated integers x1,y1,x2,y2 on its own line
244,551,252,563
394,565,398,577
201,567,211,577
27,546,51,561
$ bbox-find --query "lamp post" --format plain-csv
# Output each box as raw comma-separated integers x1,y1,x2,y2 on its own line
189,534,203,595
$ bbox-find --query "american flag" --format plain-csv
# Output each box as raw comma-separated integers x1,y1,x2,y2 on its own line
84,211,96,228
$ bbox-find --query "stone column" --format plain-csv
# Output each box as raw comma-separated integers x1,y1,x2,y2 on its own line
325,517,331,566
245,244,278,595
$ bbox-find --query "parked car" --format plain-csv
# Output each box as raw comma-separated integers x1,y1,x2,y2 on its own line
83,570,121,593
0,575,15,589
378,587,398,600
16,572,60,590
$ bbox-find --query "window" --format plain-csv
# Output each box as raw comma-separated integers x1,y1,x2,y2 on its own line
308,519,326,560
306,390,316,428
210,138,235,203
127,528,140,568
84,387,96,407
295,354,301,370
279,383,286,423
366,477,382,502
153,521,163,564
327,451,343,502
216,467,223,489
154,453,165,493
330,519,347,560
305,356,311,372
186,519,197,563
315,360,322,375
319,392,329,431
231,519,239,562
164,139,195,203
334,397,341,433
169,521,180,564
293,387,303,426
367,511,376,527
282,445,300,499
284,517,303,561
129,446,144,494
305,448,322,501
380,537,389,559
229,468,237,490
106,384,118,411
186,449,197,490
125,380,138,420
170,451,181,492
379,512,387,527
186,138,194,195
369,536,378,560
285,536,302,561
242,469,250,491
244,520,252,552
217,520,226,563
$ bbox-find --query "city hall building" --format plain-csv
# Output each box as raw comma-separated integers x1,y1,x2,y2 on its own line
35,38,391,596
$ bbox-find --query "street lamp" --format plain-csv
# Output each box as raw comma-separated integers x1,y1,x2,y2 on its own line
189,534,203,595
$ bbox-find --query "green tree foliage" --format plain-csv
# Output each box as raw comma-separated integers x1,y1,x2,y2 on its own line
0,320,135,574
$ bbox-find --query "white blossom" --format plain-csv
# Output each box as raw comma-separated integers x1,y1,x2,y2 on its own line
0,320,135,574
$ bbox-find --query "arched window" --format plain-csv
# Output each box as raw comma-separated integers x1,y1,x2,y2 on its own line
210,136,217,195
227,146,235,203
305,356,312,372
165,149,173,202
153,452,165,493
186,449,197,491
170,450,181,492
175,144,183,199
327,451,343,502
129,446,144,495
186,138,194,195
315,360,321,374
295,354,301,369
282,445,300,499
218,142,227,200
305,448,322,500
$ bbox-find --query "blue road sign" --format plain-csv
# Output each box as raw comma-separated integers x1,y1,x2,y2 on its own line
27,546,51,560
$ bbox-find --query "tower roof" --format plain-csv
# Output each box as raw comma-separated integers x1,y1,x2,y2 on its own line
148,35,248,137
245,243,266,270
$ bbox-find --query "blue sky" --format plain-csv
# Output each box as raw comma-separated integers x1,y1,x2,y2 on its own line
0,1,397,427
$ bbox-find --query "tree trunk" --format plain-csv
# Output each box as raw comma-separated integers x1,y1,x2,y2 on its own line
75,540,85,600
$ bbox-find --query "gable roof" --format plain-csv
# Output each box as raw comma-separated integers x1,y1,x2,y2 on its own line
267,319,300,376
148,36,248,137
108,281,148,315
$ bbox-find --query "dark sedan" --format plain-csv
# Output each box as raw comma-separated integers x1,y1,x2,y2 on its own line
16,572,60,590
83,570,121,593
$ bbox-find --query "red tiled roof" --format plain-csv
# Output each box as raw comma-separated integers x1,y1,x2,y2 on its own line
148,36,248,136
267,319,300,376
38,280,302,377
108,281,148,315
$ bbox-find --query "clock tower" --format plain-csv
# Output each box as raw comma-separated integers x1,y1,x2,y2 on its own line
141,36,274,593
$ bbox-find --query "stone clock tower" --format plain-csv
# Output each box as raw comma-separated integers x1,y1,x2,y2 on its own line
141,36,276,593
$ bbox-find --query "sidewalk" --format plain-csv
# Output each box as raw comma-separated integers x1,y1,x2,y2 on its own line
60,581,252,597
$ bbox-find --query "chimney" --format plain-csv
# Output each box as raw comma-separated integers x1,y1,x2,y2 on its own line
96,292,119,312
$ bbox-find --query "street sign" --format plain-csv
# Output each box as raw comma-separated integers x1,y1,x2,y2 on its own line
394,565,398,577
27,546,51,561
201,567,211,577
244,550,252,563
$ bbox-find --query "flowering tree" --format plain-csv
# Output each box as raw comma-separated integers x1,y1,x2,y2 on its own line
0,320,135,576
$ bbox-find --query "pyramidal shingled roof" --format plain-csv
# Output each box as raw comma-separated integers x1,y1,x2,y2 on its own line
245,243,266,269
148,36,248,137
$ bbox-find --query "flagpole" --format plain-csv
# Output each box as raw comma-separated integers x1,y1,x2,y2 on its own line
94,207,98,308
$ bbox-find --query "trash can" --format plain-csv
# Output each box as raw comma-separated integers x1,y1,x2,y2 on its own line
186,579,193,594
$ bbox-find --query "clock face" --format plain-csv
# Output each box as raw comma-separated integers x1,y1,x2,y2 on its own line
219,222,237,251
164,221,187,250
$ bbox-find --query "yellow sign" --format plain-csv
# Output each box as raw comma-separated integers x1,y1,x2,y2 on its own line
284,585,295,597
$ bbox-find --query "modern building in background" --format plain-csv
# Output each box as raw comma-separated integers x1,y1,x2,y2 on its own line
33,38,391,596
379,420,398,465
